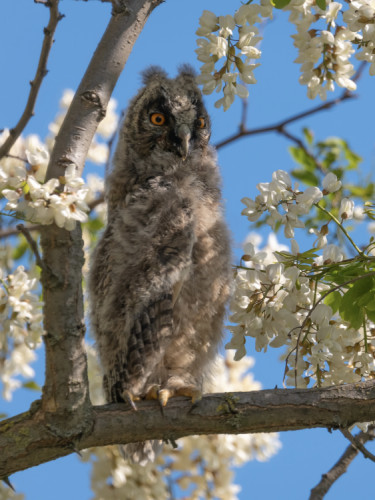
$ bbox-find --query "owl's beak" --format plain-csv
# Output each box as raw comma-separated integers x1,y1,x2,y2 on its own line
177,124,191,160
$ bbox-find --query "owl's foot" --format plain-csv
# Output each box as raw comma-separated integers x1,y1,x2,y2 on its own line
144,384,160,400
123,389,140,411
158,386,202,407
143,384,202,413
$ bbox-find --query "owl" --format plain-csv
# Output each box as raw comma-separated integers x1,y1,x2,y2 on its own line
88,65,232,464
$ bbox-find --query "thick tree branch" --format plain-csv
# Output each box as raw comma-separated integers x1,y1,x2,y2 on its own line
39,0,163,442
2,382,375,478
310,425,375,500
46,0,162,181
0,0,62,160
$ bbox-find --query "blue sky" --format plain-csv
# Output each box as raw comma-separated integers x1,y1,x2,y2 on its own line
1,1,375,499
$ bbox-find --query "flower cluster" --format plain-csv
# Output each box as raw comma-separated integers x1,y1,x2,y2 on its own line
83,350,281,500
0,265,43,400
0,88,116,231
241,169,342,243
343,0,375,75
0,129,90,230
196,7,268,110
196,0,375,106
228,169,375,389
1,160,90,231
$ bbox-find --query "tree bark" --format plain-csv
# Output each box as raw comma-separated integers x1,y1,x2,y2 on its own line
2,381,375,477
39,0,163,440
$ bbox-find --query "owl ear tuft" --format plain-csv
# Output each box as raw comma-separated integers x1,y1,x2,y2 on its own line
141,66,168,85
177,64,197,83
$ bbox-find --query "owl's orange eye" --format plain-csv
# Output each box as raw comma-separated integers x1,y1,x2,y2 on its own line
150,113,166,126
197,117,206,129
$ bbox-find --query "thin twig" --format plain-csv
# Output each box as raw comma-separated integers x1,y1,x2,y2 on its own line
340,428,375,462
4,154,28,163
215,91,355,150
239,98,248,134
16,224,45,270
88,193,105,211
310,426,375,499
0,0,63,160
0,224,41,240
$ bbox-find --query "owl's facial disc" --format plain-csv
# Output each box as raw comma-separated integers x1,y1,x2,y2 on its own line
176,123,191,161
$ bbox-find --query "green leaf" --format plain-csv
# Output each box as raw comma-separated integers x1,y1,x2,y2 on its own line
339,277,375,329
12,238,28,261
272,0,291,8
316,0,327,10
342,140,362,170
303,128,314,146
347,183,375,200
340,302,364,330
22,381,41,392
366,309,375,324
86,217,104,233
357,291,375,308
289,146,317,171
324,290,342,314
291,169,319,187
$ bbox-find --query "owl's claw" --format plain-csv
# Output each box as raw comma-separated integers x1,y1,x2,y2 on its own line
157,386,202,412
123,390,139,411
158,388,173,408
144,384,160,400
175,386,202,404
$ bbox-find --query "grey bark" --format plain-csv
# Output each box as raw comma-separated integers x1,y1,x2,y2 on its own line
2,382,375,477
38,0,163,442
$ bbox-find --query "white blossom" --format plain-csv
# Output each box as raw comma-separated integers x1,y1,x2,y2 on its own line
322,172,342,193
0,266,43,400
339,197,354,220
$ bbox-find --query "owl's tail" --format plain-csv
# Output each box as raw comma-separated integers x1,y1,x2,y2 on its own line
119,440,163,466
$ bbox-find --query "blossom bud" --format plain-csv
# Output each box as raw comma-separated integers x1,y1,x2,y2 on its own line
339,198,354,220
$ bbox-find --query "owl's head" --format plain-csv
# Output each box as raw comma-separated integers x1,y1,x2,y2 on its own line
123,65,211,160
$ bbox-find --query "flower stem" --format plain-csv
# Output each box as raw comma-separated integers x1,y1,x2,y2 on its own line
315,202,362,255
363,315,368,353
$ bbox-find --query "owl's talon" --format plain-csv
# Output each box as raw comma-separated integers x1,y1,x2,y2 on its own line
175,386,202,404
123,390,139,411
145,384,160,400
158,388,173,407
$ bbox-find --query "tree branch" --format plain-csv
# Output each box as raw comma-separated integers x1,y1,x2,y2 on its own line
214,91,355,151
45,0,162,181
340,427,375,462
310,425,375,500
39,0,163,443
0,0,62,160
2,382,375,478
16,224,44,270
